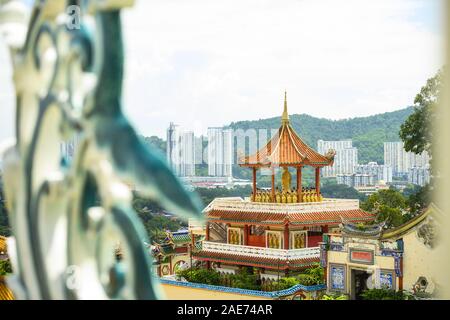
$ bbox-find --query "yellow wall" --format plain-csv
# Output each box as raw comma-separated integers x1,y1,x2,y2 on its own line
161,283,271,300
327,248,397,295
402,229,442,293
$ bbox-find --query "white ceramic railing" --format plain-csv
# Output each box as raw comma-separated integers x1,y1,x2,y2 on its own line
203,197,359,214
201,241,320,260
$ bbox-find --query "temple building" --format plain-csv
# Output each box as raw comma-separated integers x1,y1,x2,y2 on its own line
192,93,375,280
152,230,204,277
321,205,442,299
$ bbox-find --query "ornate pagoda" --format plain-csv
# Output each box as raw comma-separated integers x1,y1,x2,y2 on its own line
193,93,375,279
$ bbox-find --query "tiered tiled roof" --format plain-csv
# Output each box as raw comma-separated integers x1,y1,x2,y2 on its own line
239,92,334,167
152,230,204,258
204,198,375,226
193,250,318,270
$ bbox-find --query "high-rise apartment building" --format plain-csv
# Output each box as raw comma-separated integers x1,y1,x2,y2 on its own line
336,173,375,188
318,140,358,177
408,166,431,187
207,127,233,177
384,142,430,176
166,122,196,177
354,162,392,183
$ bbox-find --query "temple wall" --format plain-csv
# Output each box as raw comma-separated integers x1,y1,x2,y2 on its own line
158,253,191,276
161,283,270,300
327,250,398,294
402,230,442,293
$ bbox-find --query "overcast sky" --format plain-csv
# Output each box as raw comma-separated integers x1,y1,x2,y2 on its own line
0,0,444,141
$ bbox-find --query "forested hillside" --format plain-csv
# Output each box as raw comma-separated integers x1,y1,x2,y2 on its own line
229,106,414,164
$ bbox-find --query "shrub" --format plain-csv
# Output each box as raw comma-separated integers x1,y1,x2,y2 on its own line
270,277,299,291
229,272,260,291
296,263,325,286
360,288,407,300
0,259,12,276
176,268,221,286
322,293,348,300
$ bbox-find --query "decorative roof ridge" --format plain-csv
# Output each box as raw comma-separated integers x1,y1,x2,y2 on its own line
381,205,436,240
285,123,306,160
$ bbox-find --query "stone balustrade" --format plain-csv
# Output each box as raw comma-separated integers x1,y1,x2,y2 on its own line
203,197,360,214
201,241,320,261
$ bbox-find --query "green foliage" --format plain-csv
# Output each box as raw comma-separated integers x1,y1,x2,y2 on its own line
132,192,187,242
0,259,12,276
176,268,221,286
230,107,414,166
228,271,260,290
361,189,408,228
0,177,11,237
407,184,431,216
321,184,367,202
321,293,348,300
360,288,409,300
270,277,299,291
140,135,166,157
194,186,252,207
400,69,442,159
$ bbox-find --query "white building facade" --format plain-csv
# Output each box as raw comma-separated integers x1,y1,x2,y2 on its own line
354,162,392,183
318,140,358,177
408,166,431,187
166,122,196,177
207,127,233,177
384,141,430,177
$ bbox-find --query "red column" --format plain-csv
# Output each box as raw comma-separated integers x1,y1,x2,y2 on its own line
244,225,249,245
252,167,257,201
315,167,321,194
399,257,404,291
284,223,289,250
297,167,302,202
271,167,275,201
205,222,210,241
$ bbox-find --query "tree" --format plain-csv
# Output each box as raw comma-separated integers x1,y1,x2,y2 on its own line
0,260,12,276
321,184,367,202
407,184,431,216
361,189,408,228
0,177,11,237
400,69,442,160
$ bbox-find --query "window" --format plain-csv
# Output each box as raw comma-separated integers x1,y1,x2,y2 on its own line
227,227,242,245
290,230,308,249
266,231,282,249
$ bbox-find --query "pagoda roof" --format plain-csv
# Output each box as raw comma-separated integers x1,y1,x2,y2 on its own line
192,251,318,270
240,92,335,167
203,197,375,226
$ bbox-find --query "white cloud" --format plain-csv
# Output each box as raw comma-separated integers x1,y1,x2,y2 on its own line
0,0,444,141
121,0,443,138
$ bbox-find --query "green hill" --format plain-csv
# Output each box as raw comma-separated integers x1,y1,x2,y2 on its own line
229,106,414,164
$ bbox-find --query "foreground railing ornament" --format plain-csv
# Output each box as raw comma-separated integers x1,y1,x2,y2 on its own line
0,0,203,299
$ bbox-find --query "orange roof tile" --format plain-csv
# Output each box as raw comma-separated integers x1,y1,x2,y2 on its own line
193,251,318,270
207,208,375,226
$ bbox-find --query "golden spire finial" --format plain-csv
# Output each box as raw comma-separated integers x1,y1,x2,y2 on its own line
282,90,289,124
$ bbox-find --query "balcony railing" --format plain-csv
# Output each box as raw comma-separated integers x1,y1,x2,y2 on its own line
201,241,320,260
203,197,360,214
